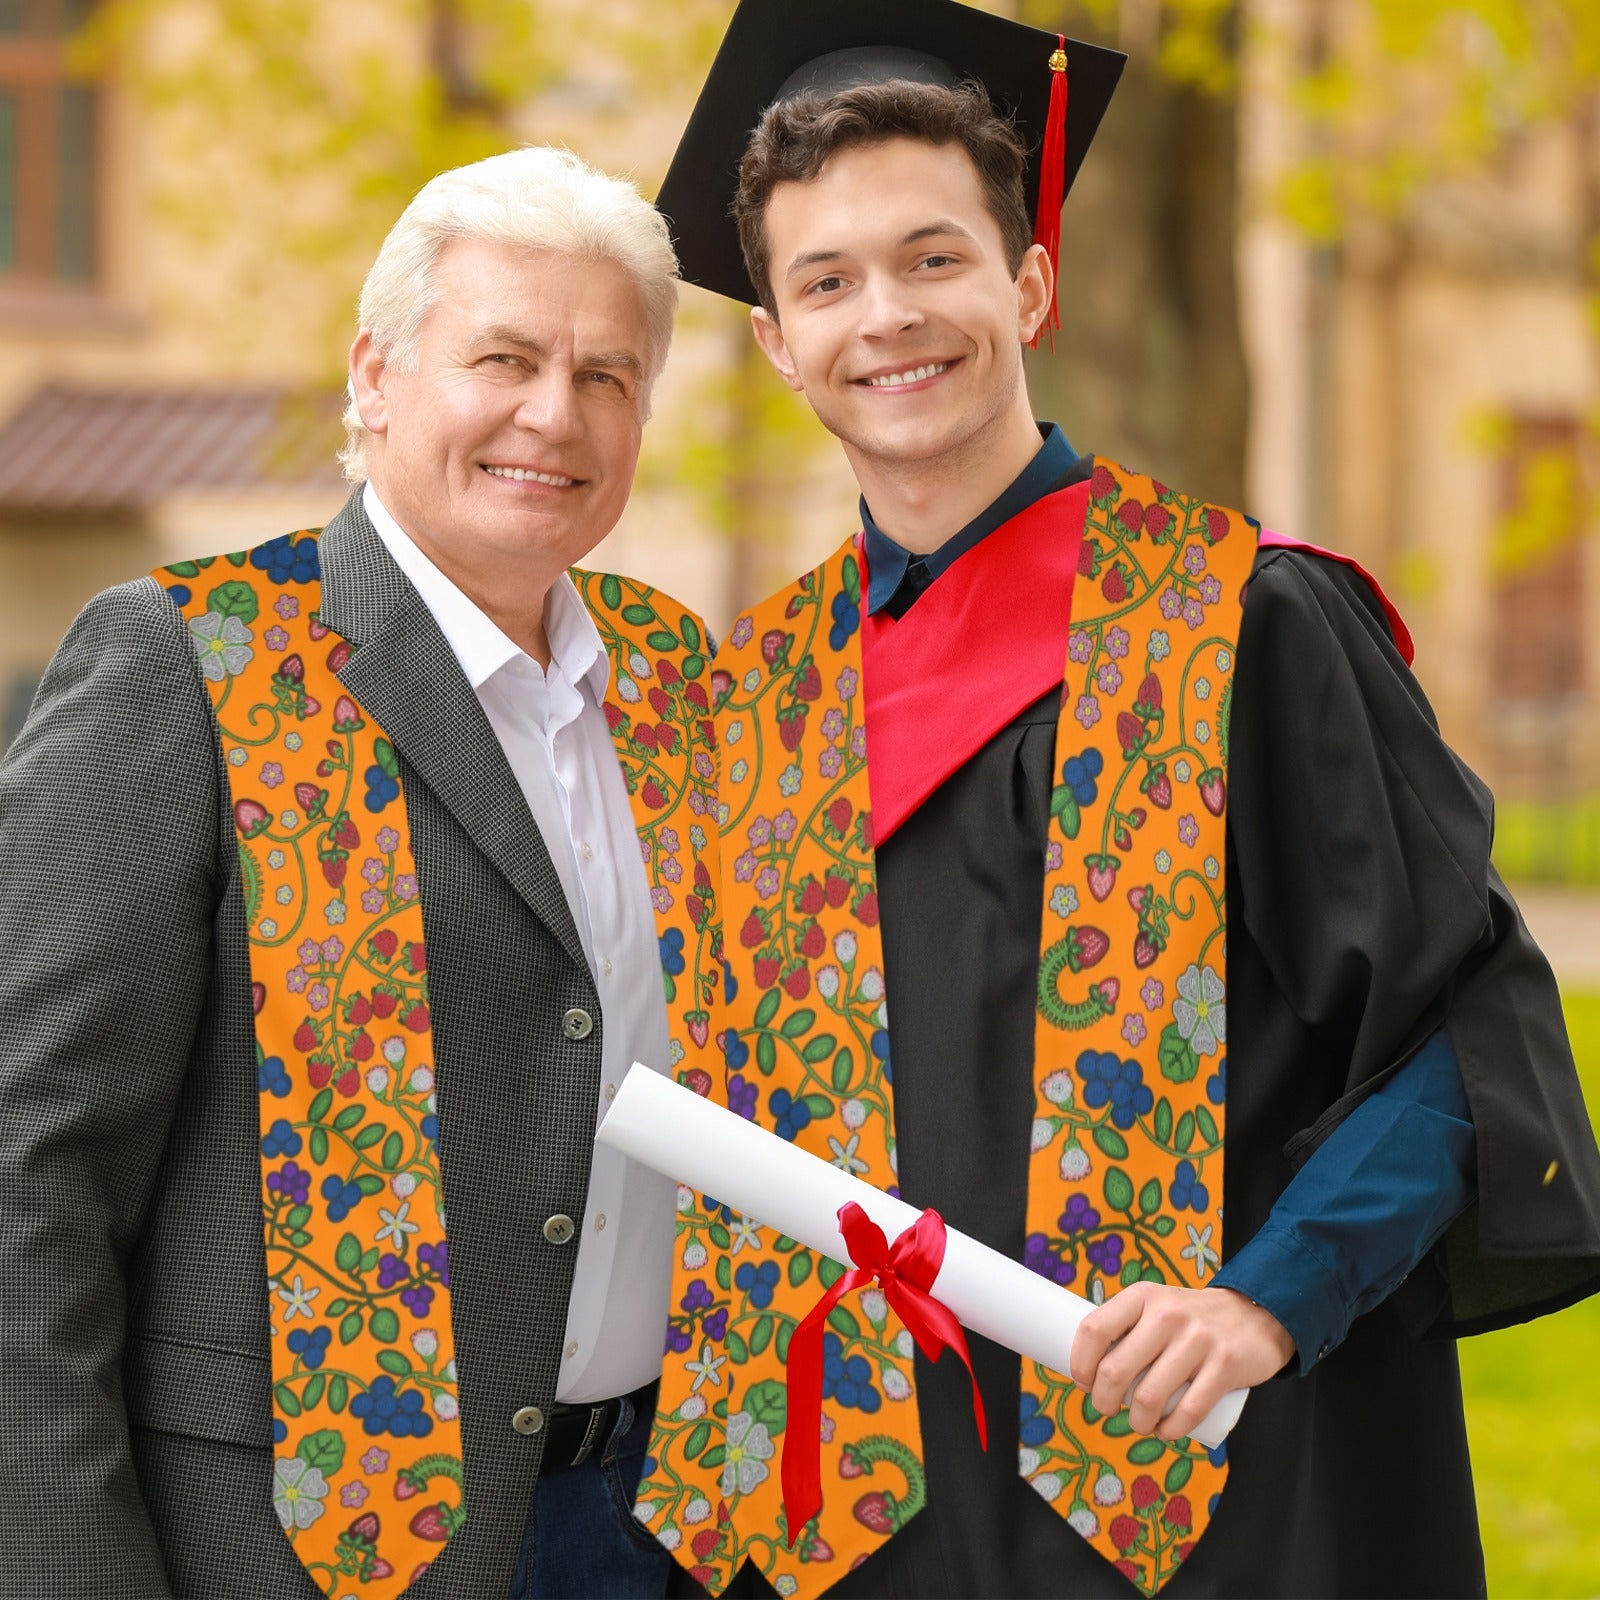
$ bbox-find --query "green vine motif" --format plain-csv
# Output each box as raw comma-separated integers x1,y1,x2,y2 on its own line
837,1436,926,1533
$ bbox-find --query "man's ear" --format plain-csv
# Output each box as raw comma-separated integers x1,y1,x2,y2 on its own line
349,330,390,436
1015,243,1055,346
750,305,805,394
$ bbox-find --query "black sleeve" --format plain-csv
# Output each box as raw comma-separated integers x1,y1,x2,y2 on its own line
1229,548,1600,1334
0,579,221,1597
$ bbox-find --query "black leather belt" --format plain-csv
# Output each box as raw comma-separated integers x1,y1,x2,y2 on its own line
543,1379,658,1470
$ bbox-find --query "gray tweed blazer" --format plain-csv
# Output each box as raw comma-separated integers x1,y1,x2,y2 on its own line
0,494,622,1597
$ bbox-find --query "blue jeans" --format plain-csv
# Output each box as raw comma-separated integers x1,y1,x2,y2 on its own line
508,1387,671,1599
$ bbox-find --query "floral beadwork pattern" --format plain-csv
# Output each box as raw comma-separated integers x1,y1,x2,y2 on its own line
635,550,908,1596
1021,461,1257,1594
161,538,463,1598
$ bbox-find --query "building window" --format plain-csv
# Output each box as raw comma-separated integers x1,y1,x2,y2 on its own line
1489,416,1588,707
0,0,97,284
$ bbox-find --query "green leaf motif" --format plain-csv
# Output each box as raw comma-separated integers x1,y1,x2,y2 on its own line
376,1350,411,1376
646,629,678,651
207,579,259,625
338,1311,363,1345
328,1376,348,1414
308,1088,334,1124
1195,1106,1220,1146
827,1306,860,1340
369,1307,399,1343
842,555,862,605
715,1254,731,1291
1094,1125,1130,1160
710,1222,731,1250
681,614,702,652
309,1127,329,1164
700,1445,726,1471
333,1105,365,1131
801,1034,836,1064
781,1009,816,1038
1127,1437,1166,1465
1174,1111,1196,1153
745,1377,788,1433
274,1382,302,1418
1101,1411,1132,1437
354,1123,386,1151
1120,1260,1143,1288
753,989,781,1029
620,603,656,627
1154,1097,1174,1144
380,1132,404,1171
165,559,201,578
725,1329,749,1363
335,1232,362,1274
1138,1179,1162,1217
749,1316,773,1357
788,1252,813,1289
684,1421,711,1460
830,1047,855,1093
755,1034,777,1075
301,1374,327,1411
1158,1021,1200,1084
818,1257,844,1290
1152,1215,1177,1236
599,573,623,611
1165,1455,1193,1492
375,738,400,779
1103,1167,1135,1212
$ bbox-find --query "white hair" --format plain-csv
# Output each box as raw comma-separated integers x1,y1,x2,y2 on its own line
340,145,679,482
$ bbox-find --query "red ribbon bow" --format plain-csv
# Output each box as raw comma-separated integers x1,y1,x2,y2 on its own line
782,1202,988,1545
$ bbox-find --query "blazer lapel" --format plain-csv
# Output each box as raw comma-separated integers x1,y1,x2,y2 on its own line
315,492,589,973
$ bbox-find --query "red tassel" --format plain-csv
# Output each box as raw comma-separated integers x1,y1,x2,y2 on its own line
1029,37,1069,351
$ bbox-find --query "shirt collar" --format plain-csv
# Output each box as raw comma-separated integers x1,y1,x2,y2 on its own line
361,481,608,700
862,422,1079,616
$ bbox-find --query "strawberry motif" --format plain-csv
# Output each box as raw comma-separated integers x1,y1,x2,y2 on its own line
402,1002,430,1033
684,680,710,712
852,1492,897,1536
824,872,852,907
795,663,822,702
799,921,826,959
1198,768,1226,816
1116,712,1145,754
278,653,305,683
855,890,879,927
1100,566,1129,604
783,965,811,1001
332,695,364,732
371,929,399,963
657,658,683,688
326,640,352,673
798,878,826,916
1143,767,1172,810
371,989,399,1019
779,707,807,751
1085,855,1119,902
687,1014,710,1049
826,797,853,835
648,686,673,717
235,799,270,838
307,1058,332,1089
753,956,781,990
293,1020,319,1053
761,629,789,666
1116,498,1145,537
333,1066,359,1096
602,701,626,732
350,1031,374,1061
684,1068,712,1097
1136,674,1162,713
740,912,765,949
1133,932,1161,969
640,778,668,809
1067,926,1110,970
1077,537,1099,577
294,782,323,814
1205,507,1230,543
1143,504,1174,542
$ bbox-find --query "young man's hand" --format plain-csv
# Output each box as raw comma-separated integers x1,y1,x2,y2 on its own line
1068,1285,1297,1441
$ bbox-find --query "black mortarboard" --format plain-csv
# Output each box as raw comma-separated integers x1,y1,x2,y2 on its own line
657,0,1127,321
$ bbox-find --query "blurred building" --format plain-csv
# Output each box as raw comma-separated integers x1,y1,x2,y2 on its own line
4,0,1598,824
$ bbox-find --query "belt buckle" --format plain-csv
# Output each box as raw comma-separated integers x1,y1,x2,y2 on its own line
568,1401,607,1467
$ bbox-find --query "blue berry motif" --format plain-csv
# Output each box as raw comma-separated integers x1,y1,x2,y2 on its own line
364,762,400,814
722,1029,750,1071
321,1174,364,1222
829,589,861,650
1206,1057,1227,1106
286,1326,332,1370
820,1332,881,1412
734,1259,780,1310
1019,1392,1056,1447
261,1118,301,1159
350,1376,434,1438
251,534,321,585
258,1053,291,1098
1076,1050,1154,1130
1060,747,1104,807
769,1088,811,1142
1168,1159,1210,1213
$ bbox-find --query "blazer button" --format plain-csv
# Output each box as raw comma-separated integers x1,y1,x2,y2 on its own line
511,1405,546,1436
543,1214,576,1245
561,1007,594,1041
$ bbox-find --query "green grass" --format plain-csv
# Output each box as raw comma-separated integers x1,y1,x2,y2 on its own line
1492,799,1600,887
1459,990,1600,1596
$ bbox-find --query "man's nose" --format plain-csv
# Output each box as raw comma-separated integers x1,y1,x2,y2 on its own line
856,273,924,341
514,370,583,442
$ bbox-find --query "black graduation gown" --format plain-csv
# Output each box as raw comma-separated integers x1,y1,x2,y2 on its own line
698,544,1600,1600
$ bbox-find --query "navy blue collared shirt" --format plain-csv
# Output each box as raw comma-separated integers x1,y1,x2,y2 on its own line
860,421,1478,1370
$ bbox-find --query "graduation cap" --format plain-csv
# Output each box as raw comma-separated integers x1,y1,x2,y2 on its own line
657,0,1127,339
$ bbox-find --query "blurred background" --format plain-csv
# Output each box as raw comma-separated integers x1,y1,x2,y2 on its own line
1,0,1597,1588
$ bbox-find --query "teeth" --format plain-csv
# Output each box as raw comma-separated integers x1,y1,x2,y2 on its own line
484,465,577,486
865,363,948,388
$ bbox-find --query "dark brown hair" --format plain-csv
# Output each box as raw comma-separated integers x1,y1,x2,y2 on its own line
735,79,1032,315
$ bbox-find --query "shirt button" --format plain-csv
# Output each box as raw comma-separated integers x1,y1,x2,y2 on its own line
544,1214,576,1245
511,1405,545,1435
561,1008,593,1041
581,841,594,859
565,1340,579,1360
594,1213,607,1232
603,1083,617,1102
602,959,613,976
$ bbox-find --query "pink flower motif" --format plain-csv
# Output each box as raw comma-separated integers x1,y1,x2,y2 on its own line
321,936,344,962
377,827,400,853
1106,626,1130,660
306,983,331,1013
1141,978,1164,1011
340,1482,369,1508
730,617,754,649
298,938,321,965
694,752,714,780
261,762,285,789
748,817,773,847
733,851,757,883
819,1413,836,1444
819,747,843,778
274,594,300,620
1096,662,1122,695
836,667,858,701
1178,814,1200,847
265,626,290,651
395,874,419,901
360,1446,389,1474
1184,545,1206,576
1159,588,1183,620
1200,575,1222,605
821,708,845,740
773,810,798,842
1068,629,1093,664
851,726,867,759
1122,1013,1147,1047
755,867,780,901
661,856,683,883
1182,598,1204,630
660,828,680,854
361,888,384,913
1046,841,1063,871
652,887,675,912
285,967,309,994
1075,694,1101,730
362,857,386,885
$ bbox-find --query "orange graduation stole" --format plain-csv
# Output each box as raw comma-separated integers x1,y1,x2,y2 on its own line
636,460,1257,1597
158,538,722,1598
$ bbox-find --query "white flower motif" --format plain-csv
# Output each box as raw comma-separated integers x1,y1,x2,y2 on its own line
1030,1472,1064,1503
676,1184,694,1213
277,1274,319,1321
726,719,743,745
834,931,858,964
272,1455,328,1530
882,1367,912,1400
1194,677,1211,701
1204,855,1220,881
1215,647,1232,672
1060,1141,1091,1181
816,964,841,1001
729,759,749,784
828,1132,869,1175
1068,1505,1100,1537
895,1329,915,1359
720,1410,775,1497
1030,1118,1054,1152
375,1200,419,1249
1041,1070,1074,1107
858,967,885,1002
228,748,247,767
434,1392,459,1421
841,1098,868,1130
682,1240,708,1270
686,1340,727,1392
1093,1471,1125,1506
382,1038,406,1065
859,1289,888,1326
365,1067,390,1096
742,668,761,693
776,1577,799,1597
1195,720,1211,744
1018,1446,1041,1478
682,1496,712,1526
658,1525,681,1551
189,611,254,682
391,1172,417,1199
729,1214,763,1255
1182,1222,1220,1279
409,1066,434,1092
1174,759,1192,783
411,1329,439,1359
679,1394,707,1421
1173,963,1227,1057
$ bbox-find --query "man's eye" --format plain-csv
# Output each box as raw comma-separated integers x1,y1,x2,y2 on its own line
919,254,956,269
811,276,844,295
586,371,623,387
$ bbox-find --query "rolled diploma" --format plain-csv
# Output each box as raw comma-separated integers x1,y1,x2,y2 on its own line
599,1063,1245,1449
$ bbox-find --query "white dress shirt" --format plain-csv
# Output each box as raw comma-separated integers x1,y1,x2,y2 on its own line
364,483,674,1403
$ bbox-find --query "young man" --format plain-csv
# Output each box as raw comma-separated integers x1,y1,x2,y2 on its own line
0,148,720,1599
634,3,1600,1597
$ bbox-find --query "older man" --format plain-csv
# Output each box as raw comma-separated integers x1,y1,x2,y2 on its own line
0,147,721,1599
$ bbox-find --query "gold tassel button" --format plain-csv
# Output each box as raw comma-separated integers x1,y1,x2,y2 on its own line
1049,47,1068,72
